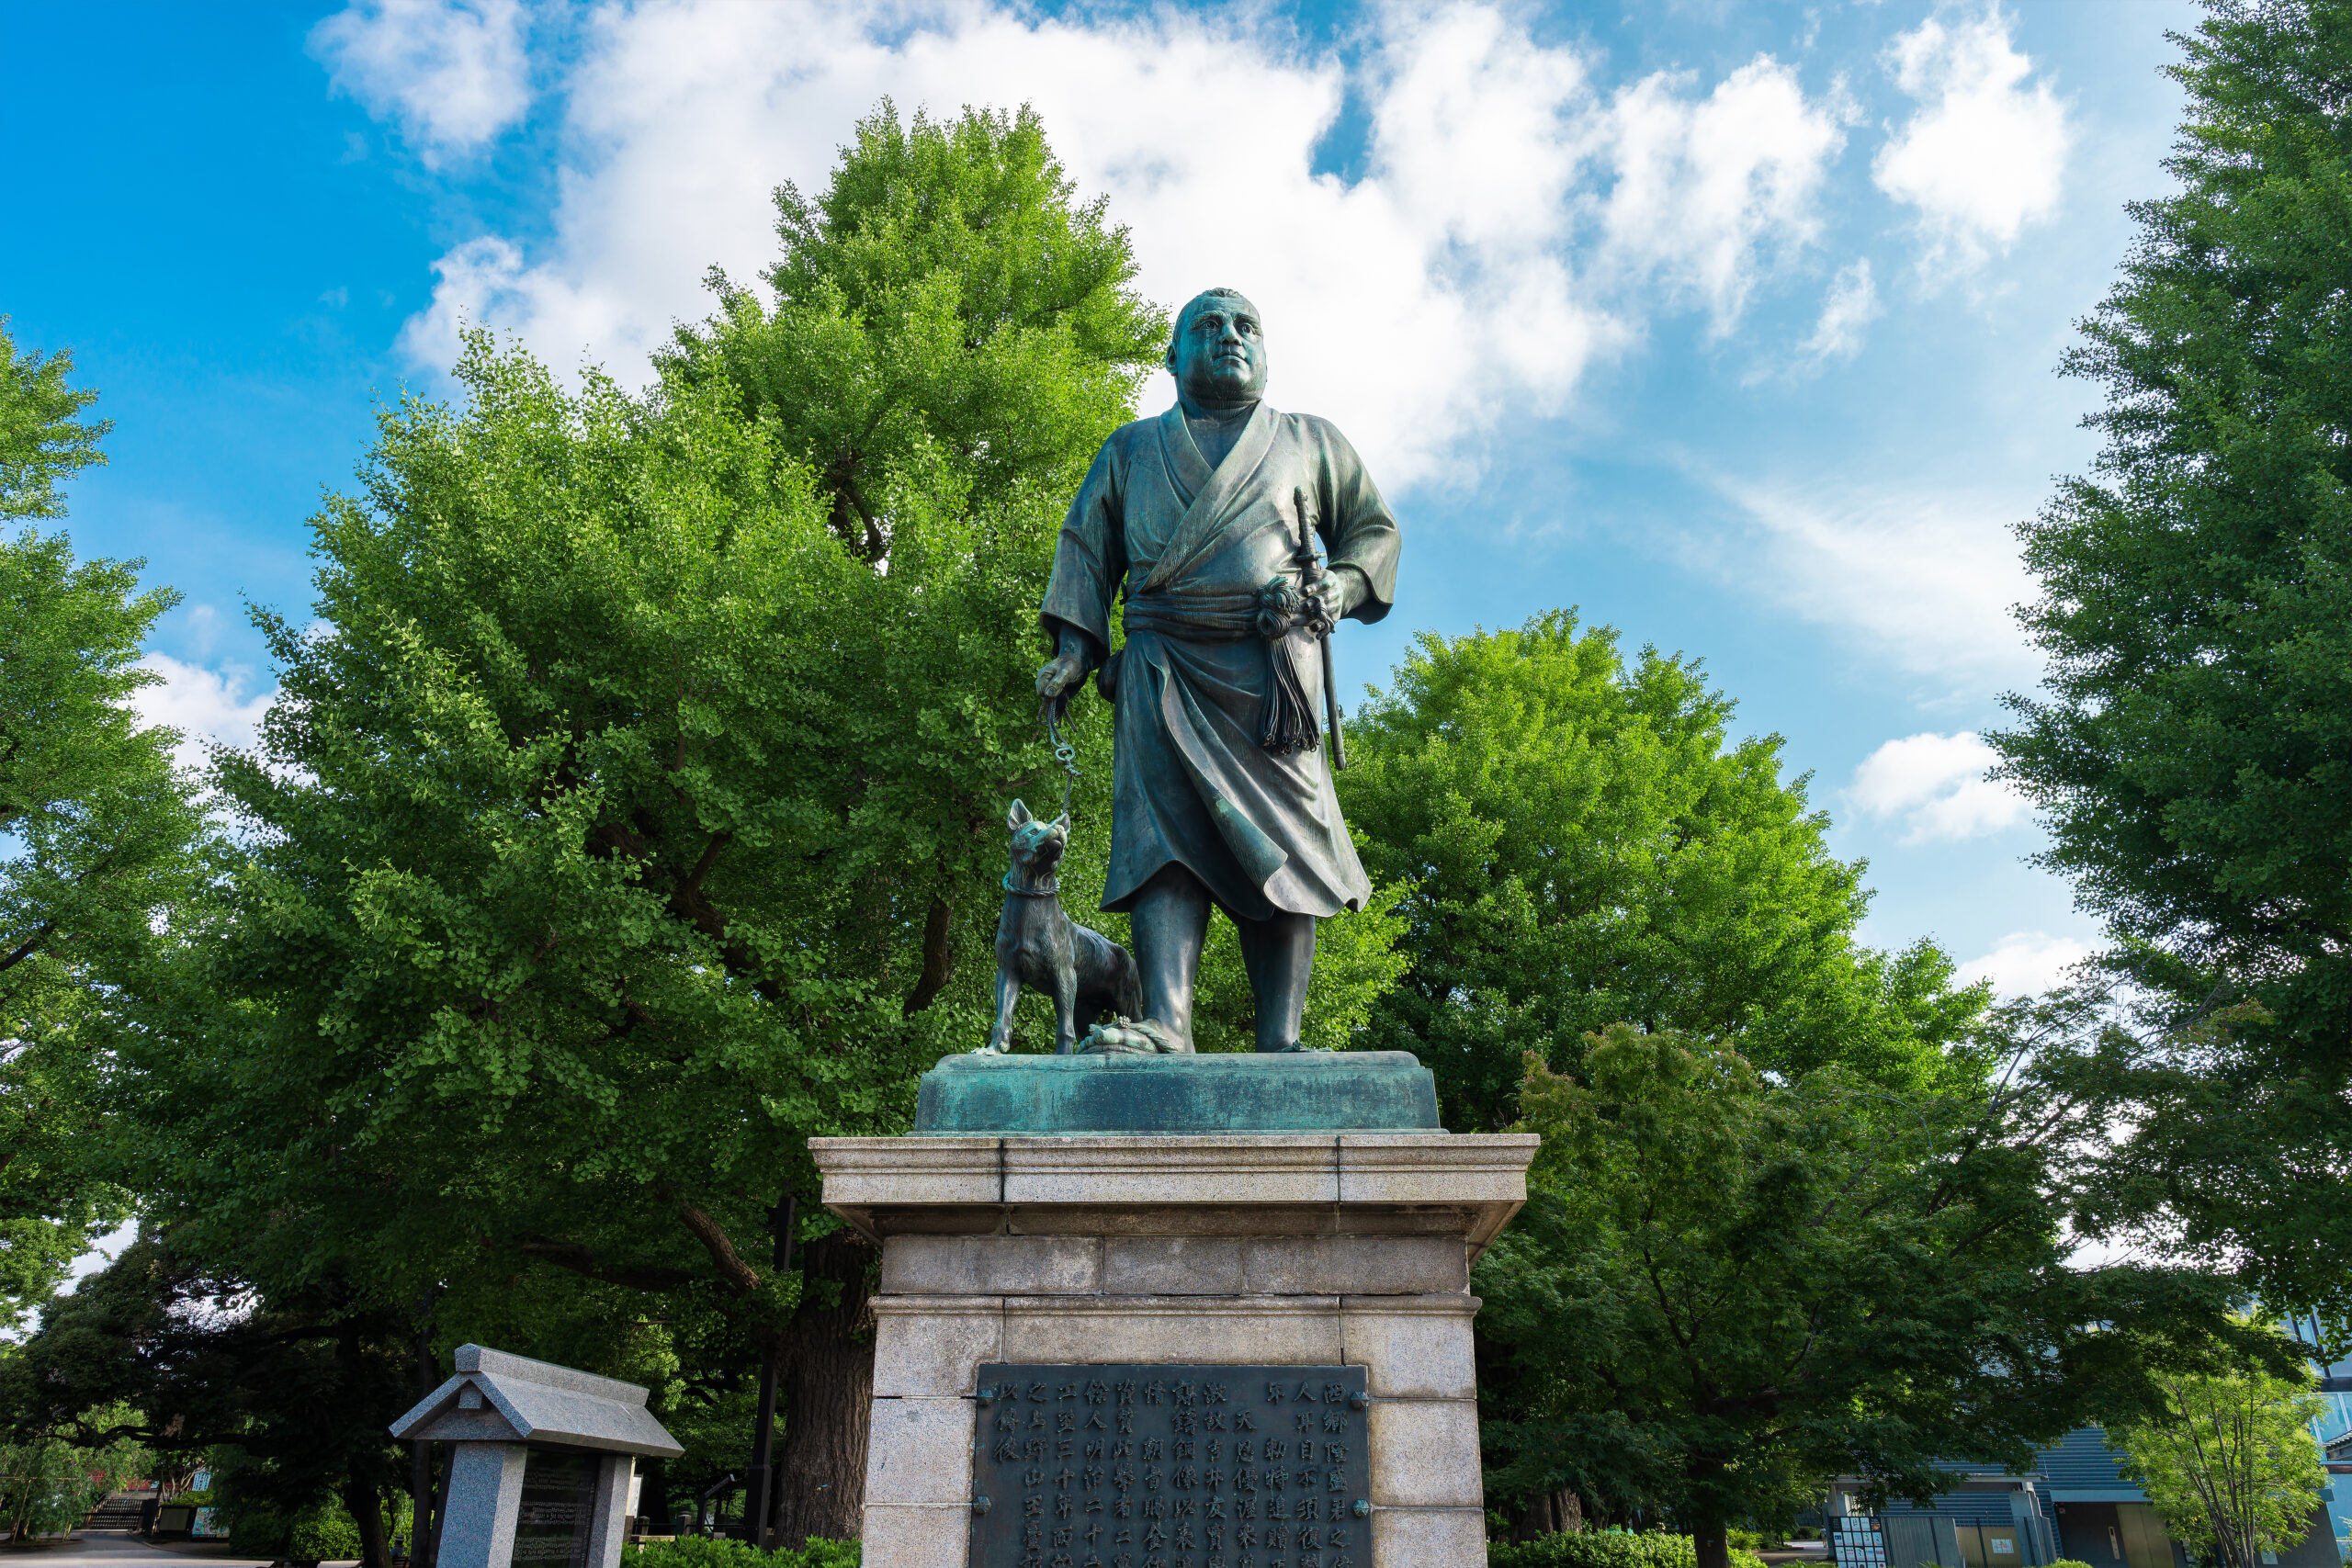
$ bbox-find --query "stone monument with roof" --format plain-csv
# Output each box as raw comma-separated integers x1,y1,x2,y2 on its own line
391,1345,684,1568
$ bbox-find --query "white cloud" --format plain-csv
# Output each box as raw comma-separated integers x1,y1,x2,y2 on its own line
1802,257,1880,363
1848,730,2029,842
1599,57,1848,333
1958,929,2093,996
1872,7,2069,274
311,0,530,165
383,0,1849,490
1704,477,2040,683
133,654,276,774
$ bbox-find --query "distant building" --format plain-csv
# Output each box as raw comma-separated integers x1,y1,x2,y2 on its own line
1821,1320,2348,1568
2290,1314,2352,1564
1826,1433,2336,1568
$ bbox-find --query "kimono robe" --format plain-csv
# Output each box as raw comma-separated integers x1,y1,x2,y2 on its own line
1040,400,1402,920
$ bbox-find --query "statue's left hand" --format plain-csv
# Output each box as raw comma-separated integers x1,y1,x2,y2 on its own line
1319,566,1367,621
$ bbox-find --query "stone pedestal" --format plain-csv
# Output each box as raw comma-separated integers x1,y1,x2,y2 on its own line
810,1128,1539,1568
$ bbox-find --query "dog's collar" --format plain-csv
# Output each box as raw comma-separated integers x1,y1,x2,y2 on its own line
1001,874,1060,897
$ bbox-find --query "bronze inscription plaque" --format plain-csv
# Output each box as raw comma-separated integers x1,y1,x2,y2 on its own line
968,1363,1371,1568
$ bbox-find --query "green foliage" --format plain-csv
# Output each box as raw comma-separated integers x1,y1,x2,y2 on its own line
115,340,897,1310
6,1236,415,1535
1476,1024,2269,1546
623,1537,858,1568
0,464,208,1324
2107,1351,2327,1568
1987,0,2352,1323
0,319,109,522
227,1506,291,1558
2046,1558,2098,1568
1341,612,1987,1130
663,101,1165,558
1487,1530,1765,1568
0,1388,148,1541
228,1495,412,1562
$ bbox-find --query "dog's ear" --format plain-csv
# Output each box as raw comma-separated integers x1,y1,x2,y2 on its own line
1007,799,1033,830
1051,812,1071,834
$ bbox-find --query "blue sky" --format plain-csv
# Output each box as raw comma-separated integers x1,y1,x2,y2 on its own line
2,0,2202,998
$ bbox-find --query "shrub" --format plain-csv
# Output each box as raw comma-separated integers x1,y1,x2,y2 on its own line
226,1506,289,1557
287,1504,362,1562
2047,1559,2097,1568
1489,1530,1770,1568
622,1536,859,1568
224,1496,410,1562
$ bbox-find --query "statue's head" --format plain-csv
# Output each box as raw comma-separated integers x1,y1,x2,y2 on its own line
1167,288,1267,408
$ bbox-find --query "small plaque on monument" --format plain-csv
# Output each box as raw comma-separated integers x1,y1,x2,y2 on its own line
968,1363,1371,1568
510,1450,598,1568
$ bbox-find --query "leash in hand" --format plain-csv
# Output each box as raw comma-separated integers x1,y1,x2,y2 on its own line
1044,703,1080,822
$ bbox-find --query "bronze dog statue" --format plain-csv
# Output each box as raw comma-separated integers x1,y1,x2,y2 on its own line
978,799,1144,1055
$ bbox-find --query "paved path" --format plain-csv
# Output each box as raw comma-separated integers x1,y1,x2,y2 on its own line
3,1531,271,1568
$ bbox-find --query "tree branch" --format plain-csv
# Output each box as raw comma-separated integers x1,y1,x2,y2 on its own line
903,894,956,1016
512,1235,700,1292
0,920,57,973
675,1202,763,1293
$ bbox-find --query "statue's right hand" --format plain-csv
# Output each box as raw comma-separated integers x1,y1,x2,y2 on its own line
1036,652,1086,705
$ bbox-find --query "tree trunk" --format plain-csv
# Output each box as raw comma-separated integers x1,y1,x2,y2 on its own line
766,1233,876,1548
345,1476,390,1568
902,896,956,1016
1694,1517,1731,1568
424,1450,449,1567
637,1456,667,1530
411,1302,440,1568
1516,1489,1585,1540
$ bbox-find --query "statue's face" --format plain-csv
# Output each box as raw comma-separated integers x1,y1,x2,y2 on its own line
1168,293,1267,405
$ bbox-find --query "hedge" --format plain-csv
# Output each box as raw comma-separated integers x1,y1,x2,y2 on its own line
1488,1529,1771,1568
621,1536,859,1568
223,1496,412,1561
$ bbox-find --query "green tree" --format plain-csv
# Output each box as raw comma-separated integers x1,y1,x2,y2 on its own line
1988,0,2352,1326
1476,1023,2272,1568
1341,613,1985,1131
6,1235,414,1565
0,319,109,521
656,100,1172,1047
0,1384,148,1542
0,327,208,1326
663,101,1166,568
115,340,933,1548
2107,1355,2327,1568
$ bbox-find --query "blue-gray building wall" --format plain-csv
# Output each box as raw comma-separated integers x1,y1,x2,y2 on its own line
1861,1428,2339,1568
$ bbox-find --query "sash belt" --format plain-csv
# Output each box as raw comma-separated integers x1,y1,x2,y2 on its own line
1119,592,1322,757
1121,593,1262,645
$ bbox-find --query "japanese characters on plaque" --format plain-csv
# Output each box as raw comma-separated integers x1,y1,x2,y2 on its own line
968,1363,1372,1568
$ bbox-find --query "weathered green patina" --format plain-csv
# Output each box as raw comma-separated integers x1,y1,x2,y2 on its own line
913,1051,1440,1135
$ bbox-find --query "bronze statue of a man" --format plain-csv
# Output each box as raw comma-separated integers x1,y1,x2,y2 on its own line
1035,288,1401,1053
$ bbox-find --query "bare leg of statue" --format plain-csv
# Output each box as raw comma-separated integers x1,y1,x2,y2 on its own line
1238,911,1317,1052
1128,863,1211,1051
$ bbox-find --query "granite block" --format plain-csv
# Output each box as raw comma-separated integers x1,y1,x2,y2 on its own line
1369,1398,1486,1507
871,1297,1004,1398
864,1396,976,1506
